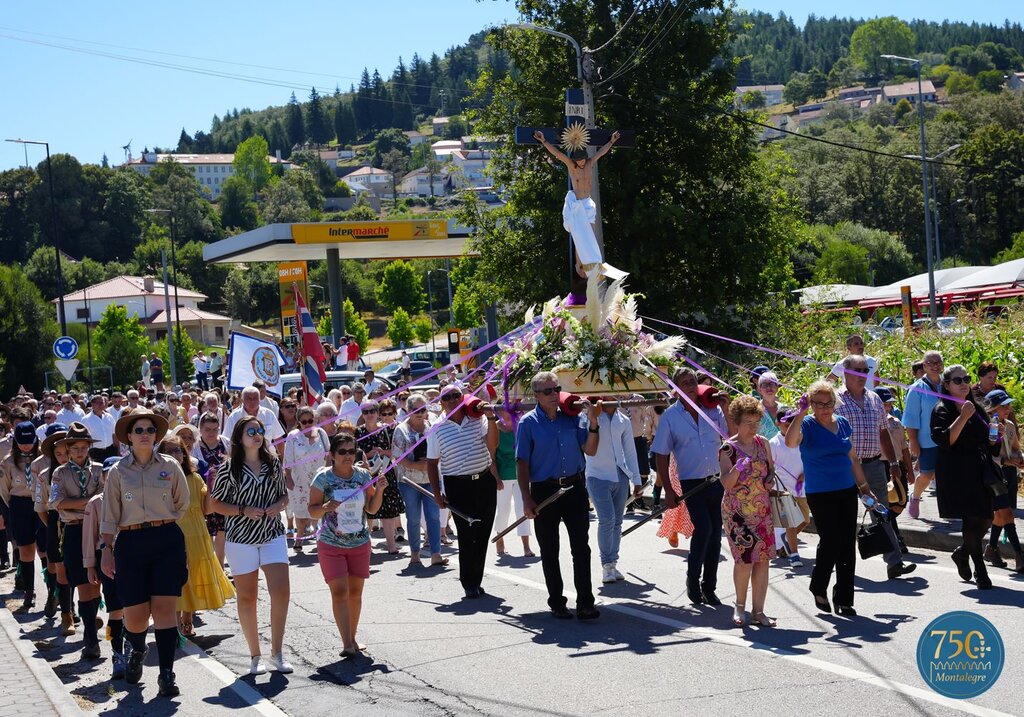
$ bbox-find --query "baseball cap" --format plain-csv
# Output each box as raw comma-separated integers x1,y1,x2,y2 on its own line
102,456,121,473
874,387,895,403
985,389,1013,407
14,421,37,445
751,366,771,377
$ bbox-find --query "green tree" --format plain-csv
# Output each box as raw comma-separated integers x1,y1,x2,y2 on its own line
412,314,434,344
740,90,765,109
946,71,977,94
893,97,914,121
807,68,827,100
0,167,40,264
218,175,259,230
334,102,357,144
976,69,1006,93
827,55,856,89
375,259,425,313
379,150,408,202
0,264,58,394
994,231,1024,263
451,283,484,328
152,330,196,387
371,128,411,158
850,17,916,78
343,298,371,350
93,303,150,387
101,169,150,262
234,135,272,192
286,92,305,150
784,72,813,105
813,238,871,284
386,307,415,347
305,87,332,145
261,180,312,223
281,167,324,212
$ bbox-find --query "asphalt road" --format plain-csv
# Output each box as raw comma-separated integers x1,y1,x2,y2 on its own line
5,507,1023,717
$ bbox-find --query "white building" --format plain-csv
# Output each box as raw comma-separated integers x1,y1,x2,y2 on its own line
881,80,937,104
398,166,451,197
734,84,785,108
57,276,237,346
431,140,462,160
341,166,394,196
126,152,291,198
449,148,492,189
431,116,451,135
404,130,428,147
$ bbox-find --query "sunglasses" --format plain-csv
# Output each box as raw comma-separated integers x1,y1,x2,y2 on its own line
380,411,396,417
334,448,357,456
132,426,158,435
440,394,462,402
534,386,561,396
361,408,378,414
947,376,969,385
245,426,266,437
299,419,314,426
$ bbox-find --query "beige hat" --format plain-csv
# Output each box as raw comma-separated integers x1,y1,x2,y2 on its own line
114,408,169,445
56,422,98,448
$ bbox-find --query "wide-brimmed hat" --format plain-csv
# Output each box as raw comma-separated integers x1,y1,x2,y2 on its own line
40,423,69,457
170,423,199,441
115,408,169,444
57,422,99,448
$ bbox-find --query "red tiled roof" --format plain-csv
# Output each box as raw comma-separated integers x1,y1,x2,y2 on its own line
144,307,233,324
55,276,206,303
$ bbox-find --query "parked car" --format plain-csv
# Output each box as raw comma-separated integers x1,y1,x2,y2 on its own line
410,349,450,364
278,370,396,402
376,361,437,383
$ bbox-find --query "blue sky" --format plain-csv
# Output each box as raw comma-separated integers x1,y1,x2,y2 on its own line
0,1,1014,171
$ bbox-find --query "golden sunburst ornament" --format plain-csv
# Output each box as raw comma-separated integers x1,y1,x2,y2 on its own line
560,123,590,153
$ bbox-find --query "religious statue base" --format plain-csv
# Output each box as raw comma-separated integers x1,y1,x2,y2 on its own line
555,369,664,397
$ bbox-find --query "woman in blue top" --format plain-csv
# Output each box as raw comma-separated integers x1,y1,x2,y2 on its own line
786,380,877,616
309,432,386,658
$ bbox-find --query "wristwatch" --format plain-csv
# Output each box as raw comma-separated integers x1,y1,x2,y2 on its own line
588,427,599,434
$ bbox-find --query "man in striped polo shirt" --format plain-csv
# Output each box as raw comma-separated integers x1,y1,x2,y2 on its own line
427,385,500,599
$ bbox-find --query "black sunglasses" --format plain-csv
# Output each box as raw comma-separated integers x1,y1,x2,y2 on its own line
361,408,378,414
380,411,396,417
947,376,969,385
245,426,266,437
440,394,462,402
534,386,561,396
299,419,314,426
132,426,158,435
334,448,357,456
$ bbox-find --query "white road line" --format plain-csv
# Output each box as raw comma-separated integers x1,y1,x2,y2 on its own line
479,562,1014,717
179,640,289,717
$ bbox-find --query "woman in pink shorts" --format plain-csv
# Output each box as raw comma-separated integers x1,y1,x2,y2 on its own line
309,432,386,658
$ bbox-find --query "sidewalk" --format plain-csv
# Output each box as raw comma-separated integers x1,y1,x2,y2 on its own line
0,585,85,717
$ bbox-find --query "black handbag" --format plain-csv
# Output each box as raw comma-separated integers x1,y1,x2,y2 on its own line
856,510,892,560
981,452,1007,498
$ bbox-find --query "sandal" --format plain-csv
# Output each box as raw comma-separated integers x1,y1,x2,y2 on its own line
732,603,745,627
431,556,450,566
523,550,536,557
751,611,777,627
180,621,195,639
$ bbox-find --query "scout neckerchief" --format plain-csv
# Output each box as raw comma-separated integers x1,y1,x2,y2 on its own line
71,460,92,498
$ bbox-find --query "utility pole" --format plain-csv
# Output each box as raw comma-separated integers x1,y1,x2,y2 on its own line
581,50,604,253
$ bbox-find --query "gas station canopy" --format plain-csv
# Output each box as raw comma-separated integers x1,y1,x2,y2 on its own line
202,219,478,264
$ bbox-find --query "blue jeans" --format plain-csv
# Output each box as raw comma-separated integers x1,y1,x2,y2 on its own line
399,482,442,556
586,473,631,565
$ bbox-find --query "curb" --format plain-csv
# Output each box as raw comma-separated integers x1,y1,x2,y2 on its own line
804,520,961,553
0,607,87,717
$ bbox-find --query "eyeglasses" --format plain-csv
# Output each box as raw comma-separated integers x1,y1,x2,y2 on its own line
380,411,396,417
947,376,969,385
132,426,158,435
925,359,943,366
847,367,869,373
440,394,462,402
333,448,357,456
534,386,561,396
361,408,378,414
245,426,266,437
810,400,835,408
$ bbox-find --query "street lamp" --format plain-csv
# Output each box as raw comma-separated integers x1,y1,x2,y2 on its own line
882,54,937,322
5,139,68,338
145,209,182,340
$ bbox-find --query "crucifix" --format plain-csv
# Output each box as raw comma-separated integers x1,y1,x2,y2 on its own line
515,88,635,302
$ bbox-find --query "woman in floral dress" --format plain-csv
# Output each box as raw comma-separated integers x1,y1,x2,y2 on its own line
284,406,330,553
357,401,404,553
718,395,777,628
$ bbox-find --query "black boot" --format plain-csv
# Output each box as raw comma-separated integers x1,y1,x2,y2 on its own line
157,669,180,697
686,577,704,605
13,590,35,614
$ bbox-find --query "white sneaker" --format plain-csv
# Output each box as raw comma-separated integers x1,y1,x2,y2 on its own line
612,564,625,581
269,652,294,674
249,656,267,676
601,564,616,583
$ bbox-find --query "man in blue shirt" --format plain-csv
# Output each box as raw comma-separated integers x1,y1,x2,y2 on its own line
902,350,943,519
516,371,600,620
651,367,728,606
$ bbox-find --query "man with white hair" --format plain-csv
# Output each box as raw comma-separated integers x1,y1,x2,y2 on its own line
35,410,57,442
315,402,339,438
225,386,285,453
125,390,141,411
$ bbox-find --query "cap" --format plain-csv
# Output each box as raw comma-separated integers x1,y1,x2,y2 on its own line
751,366,771,376
985,389,1013,407
102,456,121,473
13,421,37,445
874,387,895,403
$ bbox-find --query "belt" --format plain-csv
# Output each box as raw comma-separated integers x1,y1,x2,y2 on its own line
861,455,882,463
447,472,483,481
681,473,720,483
63,519,83,526
120,519,175,531
544,472,583,487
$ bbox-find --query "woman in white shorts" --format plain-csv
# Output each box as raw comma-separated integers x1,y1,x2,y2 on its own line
209,416,293,676
284,406,329,553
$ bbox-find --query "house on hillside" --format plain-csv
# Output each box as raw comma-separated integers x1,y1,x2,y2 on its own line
56,276,237,346
881,80,937,104
126,152,291,198
734,84,785,108
398,166,451,197
1009,72,1024,91
403,130,428,147
340,166,393,197
431,116,451,135
431,140,462,160
449,148,492,189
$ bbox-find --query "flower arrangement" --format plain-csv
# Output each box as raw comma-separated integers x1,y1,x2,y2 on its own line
495,279,686,393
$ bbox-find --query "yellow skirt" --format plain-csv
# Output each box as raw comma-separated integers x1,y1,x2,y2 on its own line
177,507,235,612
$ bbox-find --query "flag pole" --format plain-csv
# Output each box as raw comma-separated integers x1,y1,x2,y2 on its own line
293,282,309,407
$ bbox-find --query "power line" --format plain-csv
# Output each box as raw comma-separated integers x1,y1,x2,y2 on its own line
595,1,671,85
599,1,688,86
590,0,652,53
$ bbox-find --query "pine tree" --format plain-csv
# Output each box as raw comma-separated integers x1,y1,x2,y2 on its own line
371,69,392,129
353,69,373,137
286,92,305,151
101,153,110,168
306,87,331,145
392,90,415,130
177,128,193,152
333,102,357,145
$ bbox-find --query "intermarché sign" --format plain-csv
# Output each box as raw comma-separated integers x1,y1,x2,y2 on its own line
291,220,448,244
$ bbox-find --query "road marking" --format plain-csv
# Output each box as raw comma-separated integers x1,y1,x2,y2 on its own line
179,640,289,717
478,561,1015,717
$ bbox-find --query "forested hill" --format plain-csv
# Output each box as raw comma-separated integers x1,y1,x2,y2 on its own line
171,30,507,156
732,11,1024,85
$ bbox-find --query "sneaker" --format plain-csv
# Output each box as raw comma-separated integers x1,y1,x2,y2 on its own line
907,496,921,519
249,656,267,676
601,564,616,583
395,527,406,543
612,564,625,581
111,652,126,680
157,669,180,697
576,606,600,620
125,645,147,685
60,613,76,636
269,652,294,674
788,553,803,568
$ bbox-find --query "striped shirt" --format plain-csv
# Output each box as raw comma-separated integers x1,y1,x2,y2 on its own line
212,459,287,545
835,387,886,460
426,415,490,475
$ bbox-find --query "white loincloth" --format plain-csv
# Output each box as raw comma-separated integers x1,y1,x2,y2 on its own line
561,190,627,283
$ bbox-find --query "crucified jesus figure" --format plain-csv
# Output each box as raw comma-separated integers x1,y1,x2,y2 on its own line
534,129,621,279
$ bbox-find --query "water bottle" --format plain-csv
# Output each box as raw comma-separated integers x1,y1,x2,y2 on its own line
989,418,1000,444
860,493,889,517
